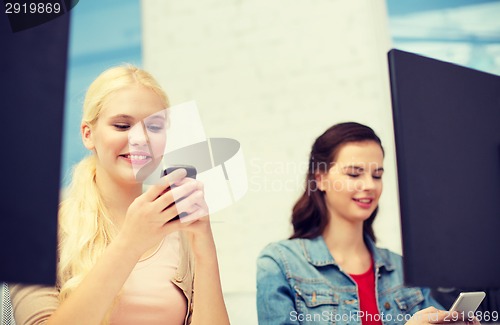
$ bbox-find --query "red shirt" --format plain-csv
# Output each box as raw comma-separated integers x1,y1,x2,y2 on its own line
349,262,383,325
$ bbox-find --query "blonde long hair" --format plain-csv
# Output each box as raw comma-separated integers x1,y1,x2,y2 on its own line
57,65,169,316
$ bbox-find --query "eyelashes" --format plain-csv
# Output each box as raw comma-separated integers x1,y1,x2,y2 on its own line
347,173,383,179
145,124,164,133
112,123,164,133
113,123,130,130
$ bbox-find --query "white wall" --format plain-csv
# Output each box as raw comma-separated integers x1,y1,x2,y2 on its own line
142,0,396,322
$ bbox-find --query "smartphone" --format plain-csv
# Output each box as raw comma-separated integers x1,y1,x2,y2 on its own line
449,291,486,316
162,165,197,222
162,165,197,179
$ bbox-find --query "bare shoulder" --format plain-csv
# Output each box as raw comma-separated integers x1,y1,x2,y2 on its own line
8,283,59,325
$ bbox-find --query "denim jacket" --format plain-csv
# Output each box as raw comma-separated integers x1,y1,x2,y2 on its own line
256,236,443,325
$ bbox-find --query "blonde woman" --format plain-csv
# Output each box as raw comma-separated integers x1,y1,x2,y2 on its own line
9,65,230,325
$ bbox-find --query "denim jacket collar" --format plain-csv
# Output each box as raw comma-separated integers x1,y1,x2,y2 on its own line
300,235,396,272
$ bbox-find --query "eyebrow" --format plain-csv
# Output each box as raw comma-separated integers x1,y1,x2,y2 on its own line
145,114,166,121
343,166,384,172
110,113,166,120
109,114,134,120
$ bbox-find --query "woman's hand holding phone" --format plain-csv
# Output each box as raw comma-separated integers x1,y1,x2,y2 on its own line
160,167,216,259
404,300,483,325
117,168,207,258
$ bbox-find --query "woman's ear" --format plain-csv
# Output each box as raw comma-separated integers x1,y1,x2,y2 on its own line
315,172,326,192
81,123,94,150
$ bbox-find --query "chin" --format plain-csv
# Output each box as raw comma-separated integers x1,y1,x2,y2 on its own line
355,215,373,222
351,210,376,221
120,173,143,186
114,165,143,184
132,160,161,183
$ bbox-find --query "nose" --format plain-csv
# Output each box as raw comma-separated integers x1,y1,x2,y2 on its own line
128,122,149,147
356,174,376,191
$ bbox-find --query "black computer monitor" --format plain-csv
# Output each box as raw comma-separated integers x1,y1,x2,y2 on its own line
0,12,70,285
388,49,500,289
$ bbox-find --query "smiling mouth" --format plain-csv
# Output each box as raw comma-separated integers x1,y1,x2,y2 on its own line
119,153,153,166
353,198,373,204
121,154,151,160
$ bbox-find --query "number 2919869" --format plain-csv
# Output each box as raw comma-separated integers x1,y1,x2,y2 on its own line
5,2,62,14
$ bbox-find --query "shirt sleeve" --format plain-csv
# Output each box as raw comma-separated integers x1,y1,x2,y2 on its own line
8,283,59,325
421,287,445,310
256,245,299,325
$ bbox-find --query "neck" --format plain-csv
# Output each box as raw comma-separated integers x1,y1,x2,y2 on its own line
94,167,142,229
322,214,370,266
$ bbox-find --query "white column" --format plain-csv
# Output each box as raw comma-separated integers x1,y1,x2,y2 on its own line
142,0,397,320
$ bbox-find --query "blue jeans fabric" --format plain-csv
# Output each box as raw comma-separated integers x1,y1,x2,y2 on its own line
256,236,443,325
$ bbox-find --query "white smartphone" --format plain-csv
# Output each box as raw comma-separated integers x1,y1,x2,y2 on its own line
449,291,486,315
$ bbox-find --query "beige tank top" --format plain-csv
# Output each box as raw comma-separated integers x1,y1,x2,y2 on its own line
109,231,187,325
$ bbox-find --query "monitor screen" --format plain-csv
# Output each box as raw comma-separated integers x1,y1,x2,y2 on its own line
388,49,500,289
0,12,69,285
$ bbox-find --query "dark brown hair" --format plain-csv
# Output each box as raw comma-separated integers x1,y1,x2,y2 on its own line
290,122,384,241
